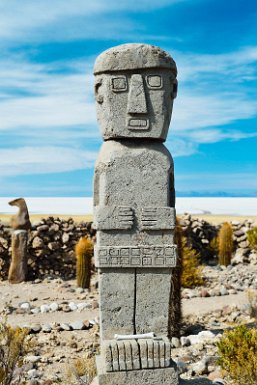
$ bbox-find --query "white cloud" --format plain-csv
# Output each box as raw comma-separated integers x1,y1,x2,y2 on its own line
0,147,98,176
172,92,257,132
0,0,186,44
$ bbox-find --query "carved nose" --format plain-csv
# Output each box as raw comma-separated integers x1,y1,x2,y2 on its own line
127,74,147,114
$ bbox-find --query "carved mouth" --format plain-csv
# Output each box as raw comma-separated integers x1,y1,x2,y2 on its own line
127,118,150,130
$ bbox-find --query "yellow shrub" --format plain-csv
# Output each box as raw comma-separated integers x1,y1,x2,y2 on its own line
0,318,30,385
181,237,203,288
217,325,257,385
66,353,97,385
247,227,257,251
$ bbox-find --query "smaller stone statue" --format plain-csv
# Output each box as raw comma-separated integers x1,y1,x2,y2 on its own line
8,198,31,283
9,198,31,231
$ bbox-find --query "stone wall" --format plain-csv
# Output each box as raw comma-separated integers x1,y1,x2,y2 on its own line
0,217,96,280
0,215,256,280
179,214,256,264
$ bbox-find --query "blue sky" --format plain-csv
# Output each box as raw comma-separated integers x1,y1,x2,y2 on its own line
1,0,257,197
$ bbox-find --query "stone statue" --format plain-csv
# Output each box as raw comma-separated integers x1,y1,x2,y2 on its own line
93,44,179,385
8,198,31,283
9,198,31,231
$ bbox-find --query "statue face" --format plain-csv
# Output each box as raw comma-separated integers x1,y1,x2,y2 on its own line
95,68,177,141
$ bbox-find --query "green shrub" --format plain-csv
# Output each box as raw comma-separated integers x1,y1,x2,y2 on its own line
218,222,233,266
75,238,93,289
217,325,257,385
247,227,257,251
0,318,30,385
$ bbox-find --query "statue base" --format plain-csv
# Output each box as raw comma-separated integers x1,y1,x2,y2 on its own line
96,354,179,385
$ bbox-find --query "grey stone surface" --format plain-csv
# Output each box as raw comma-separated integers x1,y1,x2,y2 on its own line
93,43,178,383
102,338,172,372
97,355,179,385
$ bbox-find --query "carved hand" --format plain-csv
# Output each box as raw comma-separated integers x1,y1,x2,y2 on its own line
94,205,134,230
141,207,176,230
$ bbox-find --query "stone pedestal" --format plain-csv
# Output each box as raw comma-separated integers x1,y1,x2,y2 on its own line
8,230,28,283
96,351,179,385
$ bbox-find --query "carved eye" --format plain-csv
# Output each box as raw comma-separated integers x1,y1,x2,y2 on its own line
146,75,162,89
111,76,128,92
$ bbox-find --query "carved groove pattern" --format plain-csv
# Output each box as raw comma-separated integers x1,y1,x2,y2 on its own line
95,245,177,268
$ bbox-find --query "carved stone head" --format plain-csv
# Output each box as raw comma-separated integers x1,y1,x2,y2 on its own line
94,43,177,141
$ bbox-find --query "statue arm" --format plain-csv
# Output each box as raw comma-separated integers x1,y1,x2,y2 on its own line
141,207,176,230
94,205,134,230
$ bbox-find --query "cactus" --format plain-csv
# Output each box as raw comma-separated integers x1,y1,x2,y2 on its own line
168,217,182,338
218,222,233,266
75,237,93,289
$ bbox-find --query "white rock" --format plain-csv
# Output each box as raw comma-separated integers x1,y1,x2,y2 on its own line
20,302,31,311
77,302,88,311
60,323,71,331
42,324,52,332
69,320,85,330
25,355,41,363
49,302,59,312
191,360,207,375
31,308,40,314
27,369,40,378
40,304,49,313
180,337,191,347
69,302,78,311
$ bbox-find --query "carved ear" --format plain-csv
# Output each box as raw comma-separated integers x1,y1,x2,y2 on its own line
172,79,178,99
94,78,104,104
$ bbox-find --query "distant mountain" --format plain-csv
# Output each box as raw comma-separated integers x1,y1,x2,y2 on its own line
176,191,257,198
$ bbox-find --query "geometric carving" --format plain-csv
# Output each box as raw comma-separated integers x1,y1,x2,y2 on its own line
95,245,177,268
103,338,172,372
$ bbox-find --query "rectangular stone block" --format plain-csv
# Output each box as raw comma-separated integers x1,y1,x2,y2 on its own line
96,356,179,385
135,269,172,335
99,269,135,340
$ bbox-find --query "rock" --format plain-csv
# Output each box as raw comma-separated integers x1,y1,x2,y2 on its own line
200,289,210,297
91,300,99,309
68,302,78,311
42,324,52,332
60,323,71,331
219,286,228,296
62,233,70,243
20,302,31,311
191,359,207,375
69,320,85,330
180,337,191,347
31,324,41,333
171,337,180,348
175,360,188,374
77,302,89,311
76,287,84,294
32,237,44,248
49,302,59,312
25,355,41,363
40,304,49,313
27,369,40,379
